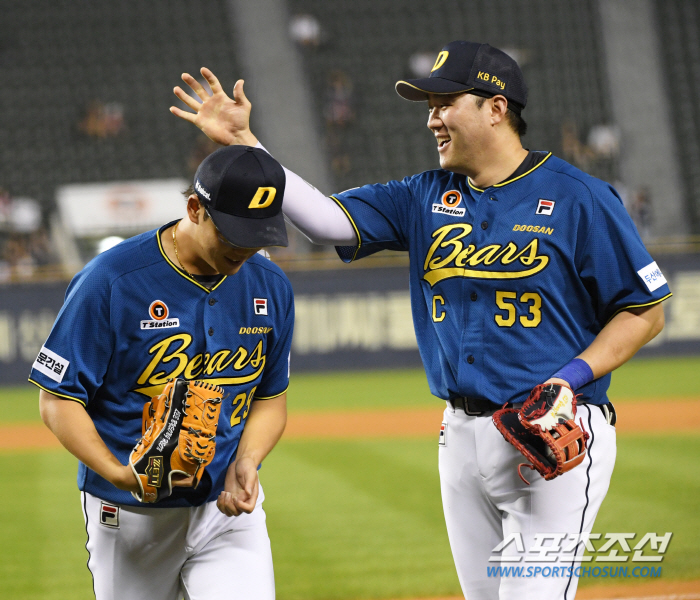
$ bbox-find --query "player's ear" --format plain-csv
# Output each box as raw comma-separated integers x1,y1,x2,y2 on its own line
490,95,509,125
186,195,204,224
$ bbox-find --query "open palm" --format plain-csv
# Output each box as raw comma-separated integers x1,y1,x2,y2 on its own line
170,67,258,147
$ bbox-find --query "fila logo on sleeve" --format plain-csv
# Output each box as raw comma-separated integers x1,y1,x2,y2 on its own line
254,298,268,315
536,199,555,215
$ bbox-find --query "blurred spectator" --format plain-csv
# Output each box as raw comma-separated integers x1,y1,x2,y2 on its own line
323,70,355,177
0,187,12,225
500,47,532,69
324,70,354,126
30,228,55,266
561,121,596,171
629,187,652,240
289,14,322,47
79,100,125,138
187,136,221,177
9,198,42,233
587,124,620,158
0,188,58,281
408,51,437,78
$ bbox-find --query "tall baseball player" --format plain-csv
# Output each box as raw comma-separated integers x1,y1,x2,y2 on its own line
171,41,671,599
31,145,294,600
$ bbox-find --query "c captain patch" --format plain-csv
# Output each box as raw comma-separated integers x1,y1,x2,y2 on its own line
100,502,120,528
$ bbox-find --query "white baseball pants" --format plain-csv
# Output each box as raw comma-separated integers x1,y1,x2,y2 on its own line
81,486,274,600
439,403,616,600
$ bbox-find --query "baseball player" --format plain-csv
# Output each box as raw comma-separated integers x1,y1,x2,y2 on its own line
172,41,671,599
31,145,294,600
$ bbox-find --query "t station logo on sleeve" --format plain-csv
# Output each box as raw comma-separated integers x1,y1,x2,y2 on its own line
141,300,180,330
432,190,466,217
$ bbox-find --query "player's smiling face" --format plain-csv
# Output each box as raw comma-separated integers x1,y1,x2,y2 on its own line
427,92,492,175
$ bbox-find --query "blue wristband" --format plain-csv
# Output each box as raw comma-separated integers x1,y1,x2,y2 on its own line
552,358,594,391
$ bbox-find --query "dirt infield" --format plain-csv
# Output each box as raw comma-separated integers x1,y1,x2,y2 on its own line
2,399,699,450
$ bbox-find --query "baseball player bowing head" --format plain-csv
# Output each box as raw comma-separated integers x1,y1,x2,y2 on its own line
32,146,293,600
173,42,671,600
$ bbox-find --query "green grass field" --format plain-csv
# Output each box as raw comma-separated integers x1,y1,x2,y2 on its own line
1,356,698,599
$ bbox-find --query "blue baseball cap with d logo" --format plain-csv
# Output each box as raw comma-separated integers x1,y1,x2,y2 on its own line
396,41,528,114
194,145,288,248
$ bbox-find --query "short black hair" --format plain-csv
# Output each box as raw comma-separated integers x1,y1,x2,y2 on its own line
182,184,209,220
474,96,528,138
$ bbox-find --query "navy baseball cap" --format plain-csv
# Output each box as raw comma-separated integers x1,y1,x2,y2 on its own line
193,145,288,248
396,41,528,114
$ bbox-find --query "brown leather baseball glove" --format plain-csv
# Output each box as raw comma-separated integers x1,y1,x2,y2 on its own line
492,383,589,485
129,378,224,503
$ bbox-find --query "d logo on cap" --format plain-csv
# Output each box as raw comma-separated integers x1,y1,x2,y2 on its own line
248,187,277,209
431,51,449,72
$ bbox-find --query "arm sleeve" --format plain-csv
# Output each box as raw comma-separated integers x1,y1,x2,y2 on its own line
282,167,358,245
253,282,294,399
28,265,114,406
255,142,357,245
577,183,672,324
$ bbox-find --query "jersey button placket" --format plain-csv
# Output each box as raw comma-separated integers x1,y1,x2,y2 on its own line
208,327,214,336
208,297,217,306
467,355,475,364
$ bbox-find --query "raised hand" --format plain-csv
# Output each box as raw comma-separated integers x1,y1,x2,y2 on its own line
170,67,258,147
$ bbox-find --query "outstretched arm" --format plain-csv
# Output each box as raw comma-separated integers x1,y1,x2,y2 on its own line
170,68,357,246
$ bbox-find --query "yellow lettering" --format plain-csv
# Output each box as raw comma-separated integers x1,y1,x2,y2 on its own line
424,223,473,270
184,354,204,379
546,227,554,235
248,187,277,209
454,244,476,267
249,340,265,369
432,295,446,322
431,51,449,72
205,350,233,375
467,244,504,267
516,240,547,267
512,225,521,231
242,386,257,421
137,334,192,385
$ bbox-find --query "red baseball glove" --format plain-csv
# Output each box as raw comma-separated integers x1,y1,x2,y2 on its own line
492,383,589,485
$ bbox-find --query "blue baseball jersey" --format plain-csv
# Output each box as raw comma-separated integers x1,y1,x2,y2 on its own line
332,154,671,405
29,221,294,507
